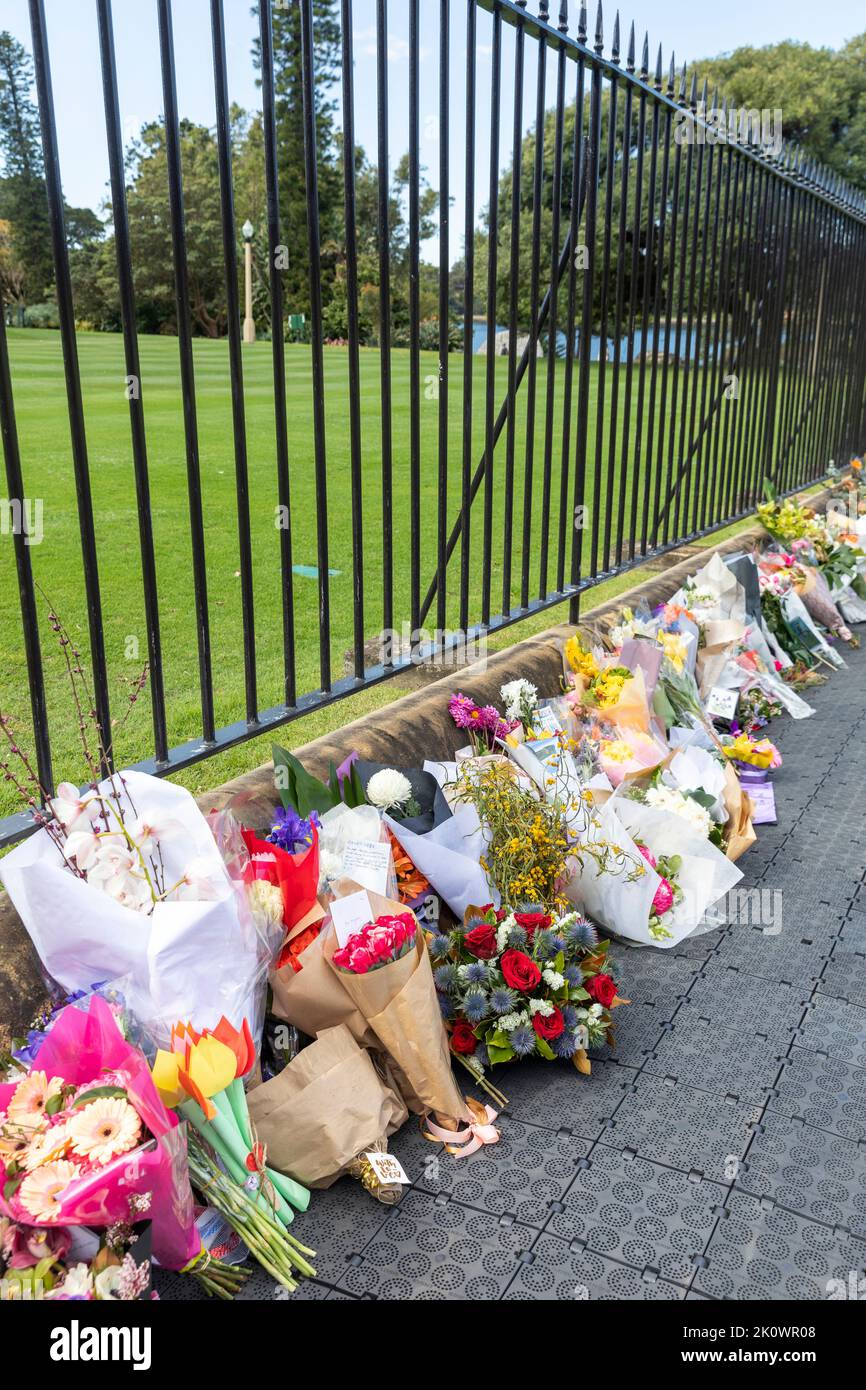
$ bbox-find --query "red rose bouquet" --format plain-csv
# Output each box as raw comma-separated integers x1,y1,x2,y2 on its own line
333,912,418,974
429,906,628,1089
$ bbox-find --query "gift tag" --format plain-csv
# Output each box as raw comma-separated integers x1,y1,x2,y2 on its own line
747,780,778,825
364,1150,411,1186
705,686,740,721
534,706,564,737
341,839,392,895
329,889,374,947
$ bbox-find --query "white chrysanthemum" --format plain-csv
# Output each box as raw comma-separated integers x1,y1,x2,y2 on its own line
542,968,565,990
644,784,711,840
366,768,413,811
318,848,344,887
529,999,554,1017
499,1011,529,1033
500,678,538,722
53,1263,94,1299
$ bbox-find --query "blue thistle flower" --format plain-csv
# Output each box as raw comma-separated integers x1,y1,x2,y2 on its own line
552,1030,580,1059
510,1025,536,1057
433,962,458,992
474,1043,491,1070
428,932,453,961
550,935,567,953
437,992,455,1020
567,918,599,950
562,1003,580,1030
534,928,556,960
490,986,518,1016
506,924,528,950
462,990,489,1024
463,960,490,986
564,964,583,988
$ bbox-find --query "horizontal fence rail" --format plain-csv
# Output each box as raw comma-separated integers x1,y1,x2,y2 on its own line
1,0,866,845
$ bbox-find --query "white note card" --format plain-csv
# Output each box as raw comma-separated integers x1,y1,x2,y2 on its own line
341,839,392,895
329,889,374,947
364,1150,411,1186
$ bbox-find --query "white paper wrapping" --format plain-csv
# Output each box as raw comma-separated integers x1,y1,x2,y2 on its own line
385,804,499,920
0,770,273,1045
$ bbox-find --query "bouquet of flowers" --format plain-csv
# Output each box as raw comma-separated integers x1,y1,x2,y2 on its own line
448,692,516,753
0,995,243,1295
1,1214,158,1302
429,906,627,1078
333,912,418,973
564,634,653,732
152,1016,316,1292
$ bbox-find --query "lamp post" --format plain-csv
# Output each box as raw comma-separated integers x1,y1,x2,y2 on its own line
242,219,255,344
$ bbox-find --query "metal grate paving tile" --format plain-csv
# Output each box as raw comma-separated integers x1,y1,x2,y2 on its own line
642,1017,790,1107
591,1000,673,1066
334,1191,537,1299
389,1111,592,1228
712,924,831,985
796,994,866,1067
816,948,866,1008
769,1046,866,1143
285,1172,392,1287
503,1234,688,1300
490,1056,642,1136
734,1109,866,1233
542,1142,727,1286
692,1190,866,1300
613,951,704,1011
600,1073,763,1184
676,963,812,1039
840,912,866,950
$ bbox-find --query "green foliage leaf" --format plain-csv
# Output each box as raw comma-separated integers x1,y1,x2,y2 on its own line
272,744,336,817
70,1084,129,1109
535,1036,555,1060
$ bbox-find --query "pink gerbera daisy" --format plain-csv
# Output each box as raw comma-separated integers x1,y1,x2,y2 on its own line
67,1097,142,1166
19,1160,78,1222
7,1072,63,1129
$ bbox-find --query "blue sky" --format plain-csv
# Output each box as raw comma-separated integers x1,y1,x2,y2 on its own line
2,0,863,267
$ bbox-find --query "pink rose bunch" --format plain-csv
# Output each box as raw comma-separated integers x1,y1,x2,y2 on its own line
333,911,417,974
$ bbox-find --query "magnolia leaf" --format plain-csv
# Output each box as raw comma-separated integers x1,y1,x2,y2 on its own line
610,994,630,1009
70,1084,129,1109
570,986,591,1002
573,1048,592,1075
535,1036,555,1061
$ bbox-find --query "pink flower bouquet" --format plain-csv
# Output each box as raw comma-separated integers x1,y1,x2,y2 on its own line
333,912,418,974
598,727,668,788
0,995,199,1271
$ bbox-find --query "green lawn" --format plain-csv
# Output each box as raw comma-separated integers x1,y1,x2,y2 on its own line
0,327,735,816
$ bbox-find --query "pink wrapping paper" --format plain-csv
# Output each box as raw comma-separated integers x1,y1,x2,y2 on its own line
0,996,199,1270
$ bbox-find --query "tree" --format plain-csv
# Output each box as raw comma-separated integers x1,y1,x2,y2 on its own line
694,36,866,193
0,32,52,306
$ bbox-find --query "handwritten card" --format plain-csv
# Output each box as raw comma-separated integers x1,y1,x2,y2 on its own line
341,839,393,895
329,889,374,948
364,1150,411,1186
705,686,740,722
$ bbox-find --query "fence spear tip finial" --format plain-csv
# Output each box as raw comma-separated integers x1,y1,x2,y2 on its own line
667,51,675,94
539,1,550,20
594,0,604,53
612,11,620,61
689,70,698,108
626,19,635,72
700,76,708,109
578,2,587,40
654,42,662,87
559,0,569,30
679,60,688,102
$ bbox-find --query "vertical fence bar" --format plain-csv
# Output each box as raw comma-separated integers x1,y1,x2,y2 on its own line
258,0,296,707
627,33,653,559
342,0,365,679
703,120,739,526
0,310,53,794
437,0,451,635
593,13,618,576
521,5,548,610
96,0,167,763
538,4,567,598
299,0,332,691
650,61,684,550
156,0,215,738
461,0,477,632
606,18,631,571
672,77,703,539
210,0,258,720
28,0,112,765
556,12,585,593
408,0,421,639
376,0,393,648
569,5,602,620
640,52,673,553
661,68,695,546
502,0,526,614
483,2,502,622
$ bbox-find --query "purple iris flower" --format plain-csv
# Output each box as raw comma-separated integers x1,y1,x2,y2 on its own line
268,806,320,854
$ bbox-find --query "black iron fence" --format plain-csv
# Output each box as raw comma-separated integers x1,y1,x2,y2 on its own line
1,0,866,846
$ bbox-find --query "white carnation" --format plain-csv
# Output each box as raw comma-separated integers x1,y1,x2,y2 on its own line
644,784,711,839
500,678,538,722
366,768,413,811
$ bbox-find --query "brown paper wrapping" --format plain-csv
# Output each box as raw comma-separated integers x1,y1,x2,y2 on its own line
721,763,757,862
269,919,378,1050
247,1026,408,1188
323,886,471,1124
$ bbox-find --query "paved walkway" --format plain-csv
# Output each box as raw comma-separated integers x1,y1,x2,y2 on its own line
160,643,866,1301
